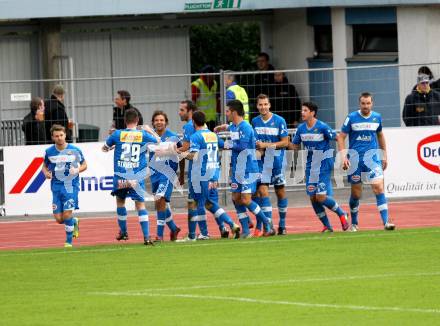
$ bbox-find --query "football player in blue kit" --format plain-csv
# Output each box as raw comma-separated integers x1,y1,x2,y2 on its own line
337,92,395,231
252,94,289,236
292,102,349,232
214,100,274,237
102,108,159,246
42,124,87,247
178,111,241,241
148,110,181,242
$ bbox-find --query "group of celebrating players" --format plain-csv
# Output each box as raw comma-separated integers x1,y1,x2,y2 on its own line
42,91,395,247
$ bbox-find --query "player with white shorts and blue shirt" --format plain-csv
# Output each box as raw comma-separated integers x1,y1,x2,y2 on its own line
292,102,349,232
337,92,395,231
252,94,289,235
42,124,87,247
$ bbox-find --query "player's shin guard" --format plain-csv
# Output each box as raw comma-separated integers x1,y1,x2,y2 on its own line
247,201,271,232
349,196,360,225
116,207,128,233
156,210,167,238
278,197,288,229
253,197,263,231
138,209,149,238
188,208,198,239
64,218,74,244
312,202,331,228
321,197,345,217
235,203,250,235
375,193,389,225
165,203,177,231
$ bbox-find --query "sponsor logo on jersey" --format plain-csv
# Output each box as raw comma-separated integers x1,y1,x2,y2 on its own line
356,135,372,142
351,174,361,182
307,185,316,192
120,131,142,143
230,182,238,190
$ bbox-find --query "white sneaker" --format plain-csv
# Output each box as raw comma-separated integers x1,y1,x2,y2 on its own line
349,224,359,232
384,222,395,231
196,234,210,240
175,236,196,243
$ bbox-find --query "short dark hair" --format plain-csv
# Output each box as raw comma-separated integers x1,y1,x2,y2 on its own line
50,124,66,135
151,110,169,125
258,52,270,61
302,102,318,117
124,108,139,124
227,99,245,117
192,111,206,127
117,90,131,104
256,93,270,104
359,92,373,102
180,100,197,112
418,66,434,79
30,97,43,115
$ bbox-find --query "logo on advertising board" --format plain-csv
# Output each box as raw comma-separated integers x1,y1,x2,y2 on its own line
9,157,113,194
417,133,440,174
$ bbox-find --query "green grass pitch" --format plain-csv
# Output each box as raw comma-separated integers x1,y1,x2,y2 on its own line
1,228,440,325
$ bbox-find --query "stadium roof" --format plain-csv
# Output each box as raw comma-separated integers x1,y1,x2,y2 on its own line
0,0,438,20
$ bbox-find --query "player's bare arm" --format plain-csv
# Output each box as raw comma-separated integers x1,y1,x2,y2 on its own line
42,163,52,179
214,124,228,133
256,136,289,150
336,132,350,170
377,131,388,170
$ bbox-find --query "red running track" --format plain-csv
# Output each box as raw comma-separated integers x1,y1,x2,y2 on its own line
1,200,440,250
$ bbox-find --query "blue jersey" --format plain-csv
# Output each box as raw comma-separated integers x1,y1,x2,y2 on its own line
341,110,383,155
182,119,196,174
252,113,288,170
228,120,259,175
148,128,180,183
44,144,85,192
292,119,336,171
105,128,158,182
189,129,220,181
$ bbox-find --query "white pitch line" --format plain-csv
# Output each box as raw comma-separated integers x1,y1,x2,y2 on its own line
90,271,440,294
1,228,439,256
90,292,440,315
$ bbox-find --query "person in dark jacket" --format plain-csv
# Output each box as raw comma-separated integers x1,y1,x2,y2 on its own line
271,71,302,128
403,74,440,126
22,97,48,145
44,85,71,142
111,90,143,132
412,66,440,92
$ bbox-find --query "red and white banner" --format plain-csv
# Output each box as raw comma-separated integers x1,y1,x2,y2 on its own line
384,126,440,198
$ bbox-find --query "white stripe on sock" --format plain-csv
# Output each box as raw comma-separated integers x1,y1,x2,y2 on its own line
238,213,248,220
139,215,149,222
157,219,165,226
117,215,127,221
262,206,272,213
214,208,225,218
378,204,388,211
278,207,288,213
64,225,74,232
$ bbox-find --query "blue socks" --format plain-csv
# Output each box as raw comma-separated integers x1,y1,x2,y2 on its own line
349,196,360,225
375,193,389,225
165,204,177,232
312,202,331,228
321,197,345,217
261,196,272,224
247,201,270,232
138,209,149,238
278,197,288,229
197,206,209,236
253,197,263,231
64,218,74,244
156,210,167,238
208,202,235,228
117,207,127,233
235,203,250,235
188,208,198,239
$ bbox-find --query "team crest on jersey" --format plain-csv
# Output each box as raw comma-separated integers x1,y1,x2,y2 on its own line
120,131,142,142
52,204,57,211
202,132,217,143
351,175,361,182
307,185,316,192
231,182,238,190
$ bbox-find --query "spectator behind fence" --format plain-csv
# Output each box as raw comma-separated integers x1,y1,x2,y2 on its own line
225,72,250,121
22,97,48,145
44,85,72,142
272,71,302,128
191,65,219,130
412,66,440,92
403,74,440,126
250,52,276,120
111,90,143,132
